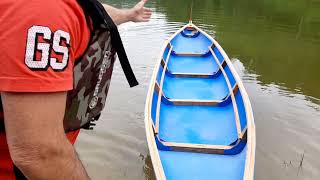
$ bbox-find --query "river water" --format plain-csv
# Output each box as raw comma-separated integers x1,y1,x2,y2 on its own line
75,0,320,179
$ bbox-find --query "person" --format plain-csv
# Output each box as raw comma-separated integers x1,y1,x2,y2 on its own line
0,0,152,179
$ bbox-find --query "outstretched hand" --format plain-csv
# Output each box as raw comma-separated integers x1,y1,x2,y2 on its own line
129,0,152,22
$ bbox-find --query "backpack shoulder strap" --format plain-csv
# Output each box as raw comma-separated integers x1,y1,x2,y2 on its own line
77,0,139,87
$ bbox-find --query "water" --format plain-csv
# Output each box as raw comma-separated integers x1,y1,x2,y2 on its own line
75,0,320,179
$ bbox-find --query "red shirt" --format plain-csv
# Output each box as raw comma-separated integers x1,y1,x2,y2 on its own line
0,0,90,179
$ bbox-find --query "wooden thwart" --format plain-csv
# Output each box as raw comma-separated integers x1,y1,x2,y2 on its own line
155,128,247,154
170,99,220,106
172,73,213,78
173,52,205,57
162,141,230,154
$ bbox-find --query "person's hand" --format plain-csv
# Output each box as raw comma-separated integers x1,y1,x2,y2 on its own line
129,0,152,22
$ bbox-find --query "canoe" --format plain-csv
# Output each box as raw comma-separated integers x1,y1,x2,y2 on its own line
144,22,256,180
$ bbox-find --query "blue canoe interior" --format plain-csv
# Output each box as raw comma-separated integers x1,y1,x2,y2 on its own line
145,24,255,180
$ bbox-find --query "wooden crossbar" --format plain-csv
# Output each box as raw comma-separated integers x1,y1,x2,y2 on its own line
171,73,213,78
162,141,231,154
173,53,205,57
169,99,220,106
155,129,247,154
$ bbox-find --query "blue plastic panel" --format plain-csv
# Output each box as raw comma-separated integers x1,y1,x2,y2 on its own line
168,53,219,74
159,145,247,180
171,33,212,54
162,74,229,100
158,102,238,146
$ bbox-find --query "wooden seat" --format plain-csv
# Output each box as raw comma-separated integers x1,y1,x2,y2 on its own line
155,127,247,155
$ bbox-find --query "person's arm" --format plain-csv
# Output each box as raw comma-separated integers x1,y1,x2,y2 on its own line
103,0,152,25
2,92,90,180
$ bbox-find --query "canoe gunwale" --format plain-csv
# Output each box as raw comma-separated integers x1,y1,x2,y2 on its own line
172,52,206,57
